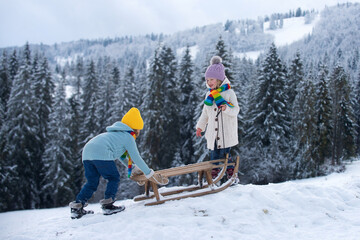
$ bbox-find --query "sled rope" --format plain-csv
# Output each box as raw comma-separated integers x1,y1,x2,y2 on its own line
215,109,226,150
221,109,226,149
120,131,136,178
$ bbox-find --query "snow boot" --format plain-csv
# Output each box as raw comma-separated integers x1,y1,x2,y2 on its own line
100,198,125,216
69,201,94,219
226,167,239,185
211,168,220,179
226,167,234,179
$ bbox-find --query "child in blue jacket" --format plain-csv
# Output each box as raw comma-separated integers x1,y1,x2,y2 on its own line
69,107,168,219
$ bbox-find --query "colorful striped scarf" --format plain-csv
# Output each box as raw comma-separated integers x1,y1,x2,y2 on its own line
204,83,234,108
120,131,136,178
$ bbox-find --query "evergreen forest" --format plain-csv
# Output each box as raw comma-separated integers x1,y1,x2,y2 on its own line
0,3,359,212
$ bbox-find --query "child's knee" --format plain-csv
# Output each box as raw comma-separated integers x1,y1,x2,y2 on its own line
106,172,120,183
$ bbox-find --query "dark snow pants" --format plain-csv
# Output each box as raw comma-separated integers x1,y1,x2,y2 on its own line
76,160,120,205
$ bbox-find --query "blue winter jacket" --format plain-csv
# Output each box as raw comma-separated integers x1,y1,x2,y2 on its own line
82,121,151,176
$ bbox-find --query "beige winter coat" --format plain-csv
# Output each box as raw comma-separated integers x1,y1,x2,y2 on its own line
196,78,239,150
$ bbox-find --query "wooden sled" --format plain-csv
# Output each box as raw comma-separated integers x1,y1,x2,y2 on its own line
131,155,239,206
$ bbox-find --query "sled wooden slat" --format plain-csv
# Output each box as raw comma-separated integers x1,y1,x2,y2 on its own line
144,156,240,206
132,156,239,205
131,159,232,182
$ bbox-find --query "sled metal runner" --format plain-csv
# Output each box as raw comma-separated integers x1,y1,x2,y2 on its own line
131,155,239,206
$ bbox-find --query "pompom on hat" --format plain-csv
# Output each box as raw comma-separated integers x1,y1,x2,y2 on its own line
204,56,226,81
121,107,144,130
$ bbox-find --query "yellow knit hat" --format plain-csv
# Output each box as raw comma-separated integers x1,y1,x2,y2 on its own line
121,107,144,130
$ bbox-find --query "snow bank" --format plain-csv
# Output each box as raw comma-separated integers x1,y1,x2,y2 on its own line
1,160,359,240
238,15,321,60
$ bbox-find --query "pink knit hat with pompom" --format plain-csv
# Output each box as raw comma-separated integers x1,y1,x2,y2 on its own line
204,56,225,81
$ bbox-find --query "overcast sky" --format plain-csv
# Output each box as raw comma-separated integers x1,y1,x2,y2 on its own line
0,0,358,48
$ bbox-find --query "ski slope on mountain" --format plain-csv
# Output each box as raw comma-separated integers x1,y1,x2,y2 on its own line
237,15,320,60
1,159,360,240
264,15,320,47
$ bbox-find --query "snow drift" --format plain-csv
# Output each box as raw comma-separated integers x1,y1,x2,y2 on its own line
1,160,359,240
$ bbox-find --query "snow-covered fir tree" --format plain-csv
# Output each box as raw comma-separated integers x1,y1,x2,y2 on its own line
192,64,209,164
1,43,42,209
232,57,257,156
140,45,180,170
141,47,167,169
292,69,318,177
68,58,85,195
0,50,16,211
0,51,10,126
288,52,303,109
42,75,74,207
107,65,123,124
177,46,196,166
95,57,115,131
122,66,138,113
31,55,54,207
314,62,332,165
246,43,291,150
329,62,356,165
8,50,18,84
159,45,180,169
355,68,360,155
214,36,235,81
81,60,101,143
243,43,291,183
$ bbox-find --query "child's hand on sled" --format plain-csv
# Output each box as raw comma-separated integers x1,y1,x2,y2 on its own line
196,128,202,137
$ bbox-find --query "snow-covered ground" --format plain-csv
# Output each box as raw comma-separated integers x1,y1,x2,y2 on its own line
237,15,320,60
1,159,360,240
264,15,320,47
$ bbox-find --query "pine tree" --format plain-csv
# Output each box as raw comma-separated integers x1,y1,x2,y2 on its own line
108,65,123,124
2,43,41,209
192,64,209,164
244,43,291,183
42,76,74,207
355,68,360,155
9,50,18,85
246,43,291,149
292,72,318,177
0,50,13,211
177,46,196,166
96,57,114,131
140,45,180,170
32,56,54,207
330,64,356,164
288,52,304,109
81,60,100,143
141,48,166,169
0,51,11,126
314,63,332,165
159,46,180,168
135,60,148,108
123,66,137,112
232,57,257,155
214,36,234,81
68,58,85,196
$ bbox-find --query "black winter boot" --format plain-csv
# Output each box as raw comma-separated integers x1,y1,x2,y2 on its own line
100,198,125,215
69,202,94,219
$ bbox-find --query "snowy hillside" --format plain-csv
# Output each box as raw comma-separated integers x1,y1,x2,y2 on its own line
264,15,320,47
236,15,320,60
1,159,359,240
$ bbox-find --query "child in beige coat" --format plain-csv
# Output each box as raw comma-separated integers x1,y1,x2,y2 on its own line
196,56,239,179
